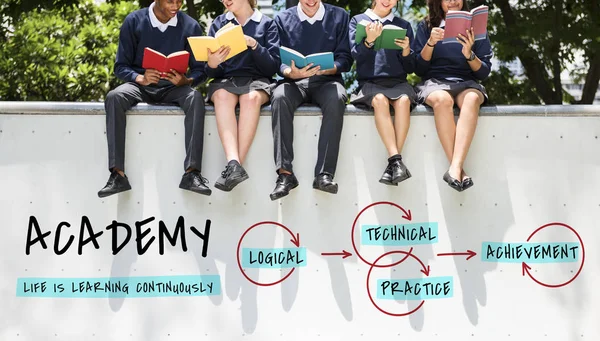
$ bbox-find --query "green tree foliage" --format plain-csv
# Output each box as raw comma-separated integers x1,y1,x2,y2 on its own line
488,0,600,104
0,0,137,101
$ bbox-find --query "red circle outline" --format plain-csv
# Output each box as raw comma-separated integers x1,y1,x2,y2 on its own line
366,250,425,316
524,222,585,288
351,201,413,267
236,221,296,287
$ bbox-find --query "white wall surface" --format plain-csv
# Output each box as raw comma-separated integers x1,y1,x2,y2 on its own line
0,105,598,341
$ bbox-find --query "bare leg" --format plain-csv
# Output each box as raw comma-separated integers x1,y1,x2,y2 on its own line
454,89,484,181
425,90,459,179
237,90,268,164
390,96,411,154
212,89,240,162
371,94,398,157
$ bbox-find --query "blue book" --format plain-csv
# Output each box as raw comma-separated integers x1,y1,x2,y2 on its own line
279,46,335,70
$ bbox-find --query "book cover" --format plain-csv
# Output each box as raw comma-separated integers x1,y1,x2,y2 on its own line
443,5,488,44
187,23,247,62
355,20,407,50
279,46,335,70
141,48,189,74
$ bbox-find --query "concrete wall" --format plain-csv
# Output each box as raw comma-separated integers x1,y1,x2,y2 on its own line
0,102,598,341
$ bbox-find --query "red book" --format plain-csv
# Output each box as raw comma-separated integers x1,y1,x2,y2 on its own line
443,5,489,43
141,47,190,75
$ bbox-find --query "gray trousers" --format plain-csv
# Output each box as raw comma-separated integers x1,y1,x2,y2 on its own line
104,80,206,172
270,76,347,177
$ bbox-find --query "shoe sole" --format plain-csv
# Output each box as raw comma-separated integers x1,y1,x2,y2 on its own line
269,182,298,201
97,185,132,198
179,185,212,196
392,169,412,184
214,173,249,192
313,183,338,194
379,178,398,186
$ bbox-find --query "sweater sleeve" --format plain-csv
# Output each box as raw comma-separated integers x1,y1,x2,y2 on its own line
398,22,416,74
114,14,140,83
333,10,353,73
204,20,225,79
187,22,208,87
412,20,431,77
471,34,493,81
250,19,281,78
349,16,376,64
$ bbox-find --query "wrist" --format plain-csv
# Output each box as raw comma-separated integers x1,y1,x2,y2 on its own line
251,40,259,50
466,50,476,61
426,40,435,47
364,39,375,49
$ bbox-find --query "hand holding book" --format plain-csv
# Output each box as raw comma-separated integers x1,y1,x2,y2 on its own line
283,60,321,79
207,45,231,69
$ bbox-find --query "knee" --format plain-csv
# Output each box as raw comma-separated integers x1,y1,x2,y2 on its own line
240,92,264,108
211,89,231,103
105,89,124,104
463,91,483,106
429,93,454,109
371,94,389,108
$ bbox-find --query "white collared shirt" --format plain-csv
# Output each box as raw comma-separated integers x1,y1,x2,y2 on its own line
364,8,395,24
296,2,325,25
225,9,263,26
148,2,178,32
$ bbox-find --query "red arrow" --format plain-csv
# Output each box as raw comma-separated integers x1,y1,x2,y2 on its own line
321,250,352,259
290,233,300,247
522,262,532,277
437,250,477,261
401,208,412,221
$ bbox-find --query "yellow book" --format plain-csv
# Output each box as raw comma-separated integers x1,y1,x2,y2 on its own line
187,23,247,62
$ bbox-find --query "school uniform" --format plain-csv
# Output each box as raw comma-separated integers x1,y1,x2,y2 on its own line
412,19,493,104
271,2,353,178
106,4,207,173
99,3,211,198
349,9,417,109
205,9,280,100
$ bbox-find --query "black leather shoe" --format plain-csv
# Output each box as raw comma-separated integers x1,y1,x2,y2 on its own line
270,173,299,201
312,173,338,194
391,158,411,184
443,171,463,192
98,171,131,198
379,163,398,186
214,160,249,192
179,170,212,196
461,176,474,191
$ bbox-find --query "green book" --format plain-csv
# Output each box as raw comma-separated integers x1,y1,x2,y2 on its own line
355,19,407,50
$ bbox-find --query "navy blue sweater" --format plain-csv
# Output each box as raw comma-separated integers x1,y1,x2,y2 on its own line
114,8,206,87
274,4,353,77
412,20,492,82
349,13,416,84
206,11,280,79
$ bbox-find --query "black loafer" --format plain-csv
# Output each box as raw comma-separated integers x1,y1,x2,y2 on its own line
443,171,463,192
391,159,411,184
312,173,338,194
214,160,249,192
461,176,474,191
179,170,212,196
379,163,398,186
98,171,131,198
270,173,299,201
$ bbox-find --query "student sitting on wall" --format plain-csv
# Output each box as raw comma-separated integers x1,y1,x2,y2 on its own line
205,0,280,192
349,0,416,187
412,0,492,192
269,0,353,201
98,0,211,198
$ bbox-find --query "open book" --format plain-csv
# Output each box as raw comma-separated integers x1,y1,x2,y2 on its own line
354,19,407,50
443,5,488,43
279,46,335,70
187,23,247,62
141,48,189,75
